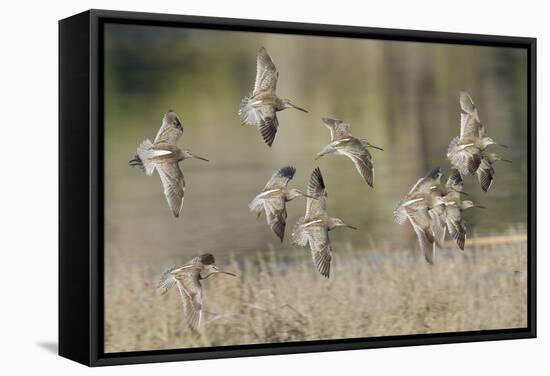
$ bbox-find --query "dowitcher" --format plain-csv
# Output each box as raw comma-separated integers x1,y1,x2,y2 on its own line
394,167,446,264
395,167,484,263
129,111,209,218
158,253,236,332
239,47,308,147
446,92,509,191
291,167,356,278
315,117,383,187
437,169,485,250
249,166,313,242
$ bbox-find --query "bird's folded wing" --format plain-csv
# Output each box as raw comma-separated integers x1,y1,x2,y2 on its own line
157,161,185,217
305,167,327,217
322,117,352,141
264,166,296,190
175,273,202,332
254,47,279,95
307,226,332,278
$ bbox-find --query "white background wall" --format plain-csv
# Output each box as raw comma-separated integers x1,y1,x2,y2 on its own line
0,0,546,374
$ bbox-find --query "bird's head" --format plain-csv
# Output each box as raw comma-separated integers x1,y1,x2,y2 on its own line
329,217,357,230
282,99,308,113
163,110,183,131
286,188,307,200
461,200,485,210
480,137,508,149
198,253,237,279
179,149,209,162
315,145,335,160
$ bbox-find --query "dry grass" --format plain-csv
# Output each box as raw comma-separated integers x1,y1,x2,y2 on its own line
104,235,527,353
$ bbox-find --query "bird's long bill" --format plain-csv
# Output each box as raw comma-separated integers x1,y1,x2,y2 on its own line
347,225,358,230
217,270,237,277
497,143,509,148
289,102,308,113
475,205,487,209
368,144,384,151
193,155,210,162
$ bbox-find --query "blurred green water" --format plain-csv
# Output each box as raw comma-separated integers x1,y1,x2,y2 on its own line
103,24,528,266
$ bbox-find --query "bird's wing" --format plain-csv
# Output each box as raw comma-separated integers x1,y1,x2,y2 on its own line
445,206,466,250
460,113,483,140
322,117,352,141
258,106,279,147
305,167,327,218
407,209,435,264
306,225,332,278
254,47,278,95
429,206,446,247
291,216,309,246
459,91,480,122
263,196,287,242
156,161,185,217
264,166,296,190
447,138,481,176
446,168,464,192
476,154,495,192
341,148,374,187
175,272,203,332
154,115,183,145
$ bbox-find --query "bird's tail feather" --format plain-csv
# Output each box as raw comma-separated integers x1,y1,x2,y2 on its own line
130,139,156,176
248,196,263,215
239,96,263,126
291,216,309,247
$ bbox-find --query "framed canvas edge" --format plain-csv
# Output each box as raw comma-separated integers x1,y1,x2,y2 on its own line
59,9,537,367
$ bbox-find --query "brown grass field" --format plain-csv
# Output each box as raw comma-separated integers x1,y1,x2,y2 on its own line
104,233,527,353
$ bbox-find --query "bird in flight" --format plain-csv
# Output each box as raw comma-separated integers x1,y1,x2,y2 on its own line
249,166,313,242
447,92,510,191
158,253,236,332
315,117,383,187
129,111,209,218
239,47,308,147
292,168,356,278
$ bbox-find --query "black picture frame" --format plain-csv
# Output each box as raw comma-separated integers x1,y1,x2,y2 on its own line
59,9,537,367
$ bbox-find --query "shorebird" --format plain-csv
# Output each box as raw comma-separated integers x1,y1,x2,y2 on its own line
291,167,356,278
437,169,484,250
249,166,313,242
395,167,484,263
315,117,383,187
158,253,236,332
446,92,509,191
394,167,446,264
239,47,308,147
129,111,209,218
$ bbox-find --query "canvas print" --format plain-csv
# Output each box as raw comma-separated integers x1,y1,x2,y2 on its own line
103,23,528,353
